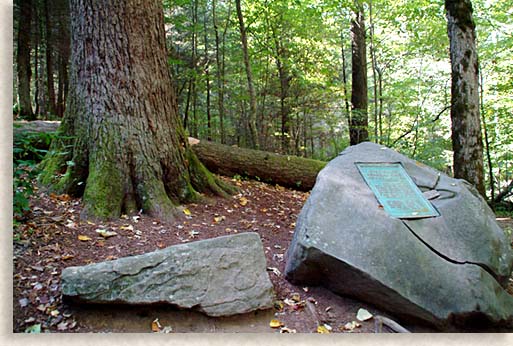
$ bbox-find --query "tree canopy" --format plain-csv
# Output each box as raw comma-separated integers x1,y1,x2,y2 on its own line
13,0,513,207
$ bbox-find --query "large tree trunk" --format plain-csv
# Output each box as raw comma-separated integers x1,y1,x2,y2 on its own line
16,0,34,119
349,3,369,145
39,0,232,221
235,0,259,149
17,121,325,192
445,0,485,196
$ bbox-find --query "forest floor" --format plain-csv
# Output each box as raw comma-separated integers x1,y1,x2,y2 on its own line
12,176,513,333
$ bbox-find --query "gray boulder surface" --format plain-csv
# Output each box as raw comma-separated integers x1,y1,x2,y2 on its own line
285,142,513,329
62,232,275,317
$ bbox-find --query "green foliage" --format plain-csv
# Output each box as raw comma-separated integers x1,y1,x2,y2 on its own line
13,133,52,220
13,131,54,220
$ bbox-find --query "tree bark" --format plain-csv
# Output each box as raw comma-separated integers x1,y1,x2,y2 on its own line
271,27,292,154
235,0,258,149
369,0,379,142
445,0,485,196
349,3,369,145
479,66,494,205
39,0,233,221
16,0,34,119
340,31,351,127
212,0,229,144
204,7,212,141
190,138,325,191
56,0,70,117
44,0,57,115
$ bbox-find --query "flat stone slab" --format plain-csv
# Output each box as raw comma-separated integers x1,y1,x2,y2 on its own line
285,142,513,329
62,232,275,317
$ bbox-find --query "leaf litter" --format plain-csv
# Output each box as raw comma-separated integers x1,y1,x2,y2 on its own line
13,176,429,333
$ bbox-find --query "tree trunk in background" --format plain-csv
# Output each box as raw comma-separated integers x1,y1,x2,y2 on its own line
212,0,229,144
340,31,351,126
479,68,494,205
203,8,212,141
235,0,259,149
56,0,70,117
445,0,485,196
16,0,34,119
44,0,57,115
349,3,369,145
271,26,291,154
369,0,379,142
39,0,233,221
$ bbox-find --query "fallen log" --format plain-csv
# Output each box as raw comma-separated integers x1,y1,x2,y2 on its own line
14,121,326,191
189,138,326,191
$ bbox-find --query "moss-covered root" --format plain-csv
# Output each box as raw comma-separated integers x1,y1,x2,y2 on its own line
187,149,238,199
81,161,179,222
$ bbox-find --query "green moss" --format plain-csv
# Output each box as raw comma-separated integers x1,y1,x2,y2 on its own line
186,149,237,199
82,161,125,220
38,152,67,187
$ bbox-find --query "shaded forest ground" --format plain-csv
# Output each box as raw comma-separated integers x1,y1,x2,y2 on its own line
13,176,513,333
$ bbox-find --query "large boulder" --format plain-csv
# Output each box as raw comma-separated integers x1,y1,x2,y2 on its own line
62,232,275,317
285,142,513,329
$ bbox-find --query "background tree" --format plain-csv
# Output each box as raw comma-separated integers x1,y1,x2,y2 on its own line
15,0,34,119
445,0,485,196
235,0,258,149
39,0,233,220
349,1,369,145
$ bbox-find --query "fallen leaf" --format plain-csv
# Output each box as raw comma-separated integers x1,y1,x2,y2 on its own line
291,293,301,302
120,224,134,231
38,295,49,304
78,235,92,241
50,309,60,317
213,216,225,223
356,308,373,322
132,215,141,222
30,265,44,272
189,230,200,238
280,327,297,333
25,324,41,333
24,317,36,324
239,197,248,206
183,208,192,216
151,318,162,332
283,298,296,306
269,319,284,328
57,321,68,331
86,221,95,225
317,325,330,334
95,229,118,238
342,321,361,331
61,254,75,260
273,300,284,311
19,298,29,308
